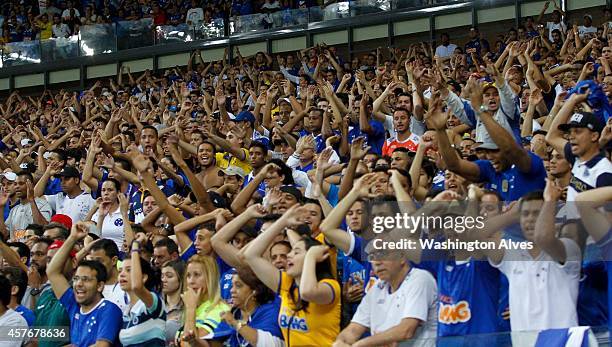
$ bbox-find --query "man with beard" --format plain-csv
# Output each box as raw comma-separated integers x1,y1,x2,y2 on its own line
47,223,122,347
0,172,52,242
23,238,53,309
33,239,71,347
382,108,421,157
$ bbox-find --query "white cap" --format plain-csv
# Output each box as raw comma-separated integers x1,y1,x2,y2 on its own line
0,172,16,181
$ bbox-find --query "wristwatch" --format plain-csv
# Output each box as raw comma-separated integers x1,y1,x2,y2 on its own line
479,105,489,113
235,320,246,331
30,287,41,296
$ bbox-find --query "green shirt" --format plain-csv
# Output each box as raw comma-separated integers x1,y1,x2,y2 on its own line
34,286,71,347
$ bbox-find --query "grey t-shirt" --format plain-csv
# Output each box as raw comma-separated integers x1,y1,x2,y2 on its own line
7,198,52,241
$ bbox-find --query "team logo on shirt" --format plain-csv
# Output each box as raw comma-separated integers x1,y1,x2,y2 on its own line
438,300,471,324
114,218,124,227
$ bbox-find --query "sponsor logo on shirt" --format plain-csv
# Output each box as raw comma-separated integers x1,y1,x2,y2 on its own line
279,314,309,332
438,300,471,324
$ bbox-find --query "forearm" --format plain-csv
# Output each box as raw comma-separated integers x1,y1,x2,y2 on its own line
34,171,52,197
338,159,358,200
30,201,48,226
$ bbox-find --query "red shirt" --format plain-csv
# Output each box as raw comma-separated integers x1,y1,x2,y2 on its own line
382,133,420,157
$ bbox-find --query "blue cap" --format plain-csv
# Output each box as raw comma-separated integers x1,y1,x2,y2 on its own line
233,111,255,124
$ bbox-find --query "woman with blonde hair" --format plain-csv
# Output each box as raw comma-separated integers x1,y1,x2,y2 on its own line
177,254,230,347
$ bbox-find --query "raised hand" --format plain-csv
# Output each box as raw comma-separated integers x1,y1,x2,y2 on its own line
350,136,371,160
354,172,378,198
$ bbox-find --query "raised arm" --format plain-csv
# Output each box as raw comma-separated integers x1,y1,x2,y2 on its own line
47,223,88,299
535,179,571,263
130,238,154,308
211,206,261,268
319,173,377,253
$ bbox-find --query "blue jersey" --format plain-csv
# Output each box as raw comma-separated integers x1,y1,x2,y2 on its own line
44,177,62,195
60,288,122,347
220,268,236,303
475,151,546,201
595,230,612,332
422,259,501,340
15,305,35,326
212,298,282,346
347,120,385,155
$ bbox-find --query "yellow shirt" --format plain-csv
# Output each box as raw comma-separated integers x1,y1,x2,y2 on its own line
215,149,252,174
278,272,341,347
37,21,53,40
315,232,337,279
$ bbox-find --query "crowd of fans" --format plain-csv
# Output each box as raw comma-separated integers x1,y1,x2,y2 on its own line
0,0,319,44
0,1,610,346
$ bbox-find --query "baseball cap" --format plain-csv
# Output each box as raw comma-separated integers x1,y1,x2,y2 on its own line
584,14,593,20
277,97,291,106
279,185,303,202
56,166,80,178
219,165,246,178
558,112,605,133
481,82,497,92
48,240,77,258
0,172,16,181
51,214,73,230
475,141,499,151
231,111,255,125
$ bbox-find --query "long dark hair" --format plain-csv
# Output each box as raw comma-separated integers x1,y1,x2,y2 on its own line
235,266,275,306
289,236,334,313
124,254,159,292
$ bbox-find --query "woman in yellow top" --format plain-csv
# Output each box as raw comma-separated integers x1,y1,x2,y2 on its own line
35,13,53,40
244,204,341,346
178,255,230,347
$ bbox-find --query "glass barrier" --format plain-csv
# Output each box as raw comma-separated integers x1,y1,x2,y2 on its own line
116,18,154,50
404,327,607,347
41,36,79,62
230,8,309,35
193,18,225,40
308,2,350,23
80,23,117,56
155,24,194,44
350,0,391,16
1,40,41,67
0,0,491,68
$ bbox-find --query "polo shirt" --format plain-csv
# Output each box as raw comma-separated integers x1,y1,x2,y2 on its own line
34,285,70,347
352,268,437,346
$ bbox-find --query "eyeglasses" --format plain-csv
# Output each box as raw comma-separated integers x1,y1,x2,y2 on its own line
73,276,96,283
